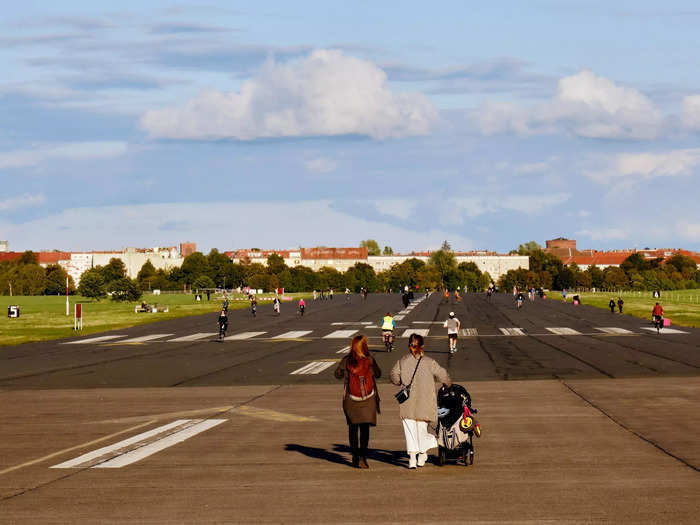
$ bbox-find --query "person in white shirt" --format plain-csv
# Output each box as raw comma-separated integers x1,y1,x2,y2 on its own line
443,312,461,354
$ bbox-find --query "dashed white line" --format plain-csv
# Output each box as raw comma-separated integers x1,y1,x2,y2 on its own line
546,327,582,335
640,327,688,334
499,328,526,336
596,327,633,335
62,335,126,345
323,329,358,339
336,346,350,354
168,333,217,342
290,361,336,375
225,331,267,340
461,328,478,336
120,334,173,343
273,330,313,339
401,328,430,338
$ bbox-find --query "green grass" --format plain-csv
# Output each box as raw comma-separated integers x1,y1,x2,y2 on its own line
0,292,311,346
549,289,700,328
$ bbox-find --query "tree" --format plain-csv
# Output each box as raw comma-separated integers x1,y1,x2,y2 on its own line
603,267,628,289
267,253,288,275
18,251,38,265
101,258,127,285
78,268,106,299
109,278,142,301
45,264,75,295
137,260,157,291
428,249,456,286
193,275,215,290
344,263,378,292
180,252,209,284
587,266,604,289
665,254,697,274
382,246,393,255
206,249,232,284
360,239,380,256
16,264,46,295
441,240,452,252
517,241,543,255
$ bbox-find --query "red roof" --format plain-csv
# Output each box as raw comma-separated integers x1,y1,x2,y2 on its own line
0,252,71,264
301,247,367,260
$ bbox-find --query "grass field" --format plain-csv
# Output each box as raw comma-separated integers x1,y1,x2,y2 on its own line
0,292,310,346
550,289,700,328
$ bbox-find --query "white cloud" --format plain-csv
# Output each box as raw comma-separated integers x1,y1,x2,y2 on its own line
372,199,415,220
2,200,473,253
676,221,700,241
304,157,337,173
141,49,438,140
576,228,628,241
586,148,700,182
438,192,571,226
0,193,45,212
682,94,700,130
472,70,663,139
0,141,128,169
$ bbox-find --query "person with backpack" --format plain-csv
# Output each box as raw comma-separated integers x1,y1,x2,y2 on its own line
334,335,381,469
390,333,451,469
617,297,624,314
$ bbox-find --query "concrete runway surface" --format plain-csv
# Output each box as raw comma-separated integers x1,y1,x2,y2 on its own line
1,293,699,523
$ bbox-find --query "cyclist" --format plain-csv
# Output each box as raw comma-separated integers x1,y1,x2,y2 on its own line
486,286,493,300
444,312,461,354
345,287,351,303
222,297,229,313
217,309,228,340
273,296,280,316
299,298,306,316
652,302,664,333
381,312,396,352
250,296,257,317
516,291,525,310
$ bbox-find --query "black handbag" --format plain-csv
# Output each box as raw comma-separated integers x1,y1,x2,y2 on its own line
394,356,422,404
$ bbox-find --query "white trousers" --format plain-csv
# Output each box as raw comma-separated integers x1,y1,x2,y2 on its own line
402,419,438,454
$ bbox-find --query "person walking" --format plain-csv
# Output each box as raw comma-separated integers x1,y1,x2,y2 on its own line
298,298,306,316
390,333,451,469
609,298,616,313
443,312,461,353
617,297,624,314
334,335,381,469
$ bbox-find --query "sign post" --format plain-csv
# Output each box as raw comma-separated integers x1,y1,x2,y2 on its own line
74,303,83,330
65,276,69,316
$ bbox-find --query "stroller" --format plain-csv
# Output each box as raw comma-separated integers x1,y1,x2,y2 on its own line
436,384,481,466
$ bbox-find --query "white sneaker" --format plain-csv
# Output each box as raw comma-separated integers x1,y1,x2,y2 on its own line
417,452,428,467
408,454,417,469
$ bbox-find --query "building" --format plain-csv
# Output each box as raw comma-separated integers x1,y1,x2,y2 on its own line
0,241,8,252
179,242,197,257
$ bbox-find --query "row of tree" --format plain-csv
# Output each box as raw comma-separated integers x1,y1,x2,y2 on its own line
499,244,700,292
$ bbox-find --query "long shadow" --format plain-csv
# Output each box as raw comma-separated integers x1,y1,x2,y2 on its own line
285,443,409,468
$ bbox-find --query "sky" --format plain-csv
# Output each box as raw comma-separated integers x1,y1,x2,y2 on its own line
2,0,700,254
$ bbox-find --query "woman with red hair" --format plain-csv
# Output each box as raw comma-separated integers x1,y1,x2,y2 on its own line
334,334,381,468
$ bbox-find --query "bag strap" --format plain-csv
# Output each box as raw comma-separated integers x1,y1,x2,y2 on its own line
406,355,423,387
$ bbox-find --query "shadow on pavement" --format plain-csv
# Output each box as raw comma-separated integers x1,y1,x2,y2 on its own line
285,443,408,468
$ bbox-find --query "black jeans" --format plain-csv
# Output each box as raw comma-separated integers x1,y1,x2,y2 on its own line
348,423,370,458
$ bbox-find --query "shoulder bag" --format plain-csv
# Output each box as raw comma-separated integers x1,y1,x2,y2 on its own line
394,355,422,404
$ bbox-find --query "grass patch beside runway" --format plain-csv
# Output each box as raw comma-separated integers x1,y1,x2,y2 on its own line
0,292,310,346
548,289,700,328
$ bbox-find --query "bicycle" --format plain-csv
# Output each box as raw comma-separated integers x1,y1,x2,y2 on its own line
382,331,394,352
251,304,257,317
218,323,227,341
653,315,663,334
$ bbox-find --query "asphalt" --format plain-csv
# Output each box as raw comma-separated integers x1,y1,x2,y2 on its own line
1,293,699,523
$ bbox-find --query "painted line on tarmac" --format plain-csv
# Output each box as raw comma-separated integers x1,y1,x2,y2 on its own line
331,322,373,325
290,361,337,375
401,328,430,337
230,406,318,422
225,331,267,340
168,333,217,342
98,407,234,424
640,327,688,334
323,329,358,339
461,328,478,336
51,419,226,469
62,335,126,345
273,330,313,339
120,334,174,343
546,327,582,335
336,346,350,354
413,321,444,325
596,327,634,335
0,420,156,476
499,328,526,336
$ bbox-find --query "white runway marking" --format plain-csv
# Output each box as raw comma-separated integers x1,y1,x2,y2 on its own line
401,328,430,337
120,334,173,343
546,327,582,335
331,322,373,325
62,335,125,345
393,315,405,320
499,328,526,336
640,327,688,334
290,361,336,374
461,328,478,336
413,321,443,325
273,330,312,339
168,333,216,342
336,346,350,354
323,329,358,339
596,327,634,335
51,419,226,469
225,331,266,340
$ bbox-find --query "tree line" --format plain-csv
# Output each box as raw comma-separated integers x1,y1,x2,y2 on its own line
498,245,700,292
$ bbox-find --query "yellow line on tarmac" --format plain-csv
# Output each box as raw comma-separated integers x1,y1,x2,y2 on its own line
97,406,234,424
0,420,157,476
230,406,318,422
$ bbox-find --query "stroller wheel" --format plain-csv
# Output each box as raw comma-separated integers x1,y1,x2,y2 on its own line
438,446,446,466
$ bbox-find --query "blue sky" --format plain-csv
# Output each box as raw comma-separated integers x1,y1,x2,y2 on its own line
2,1,700,253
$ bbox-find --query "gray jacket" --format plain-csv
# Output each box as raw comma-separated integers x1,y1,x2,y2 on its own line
390,353,451,424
